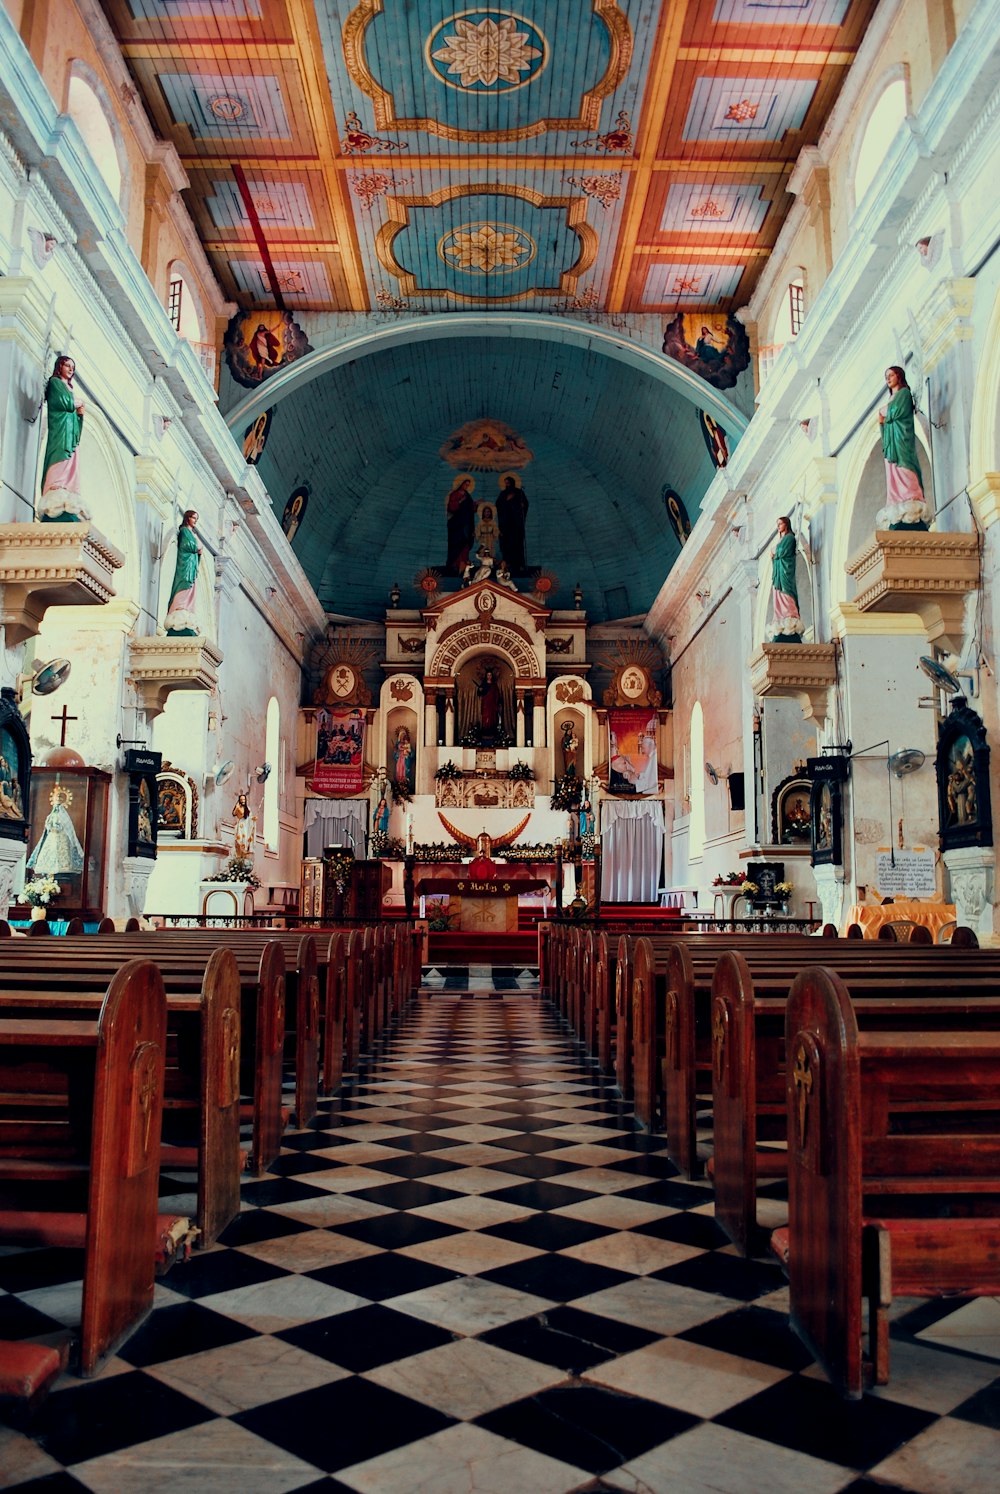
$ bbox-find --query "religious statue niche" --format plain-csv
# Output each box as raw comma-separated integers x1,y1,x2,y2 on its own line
124,749,161,860
558,716,582,778
386,709,418,797
156,764,197,839
24,763,111,918
810,777,843,866
457,657,514,748
935,698,992,852
662,313,751,392
0,688,31,841
771,771,813,845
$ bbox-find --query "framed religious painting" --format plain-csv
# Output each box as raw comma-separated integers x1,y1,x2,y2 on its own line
935,697,992,851
810,777,843,866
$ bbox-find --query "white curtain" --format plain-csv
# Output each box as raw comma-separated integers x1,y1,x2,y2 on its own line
600,799,665,903
303,799,367,858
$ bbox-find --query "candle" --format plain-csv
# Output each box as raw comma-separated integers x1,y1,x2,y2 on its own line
406,812,414,854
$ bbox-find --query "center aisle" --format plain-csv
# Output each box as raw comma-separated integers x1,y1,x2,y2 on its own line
10,992,997,1491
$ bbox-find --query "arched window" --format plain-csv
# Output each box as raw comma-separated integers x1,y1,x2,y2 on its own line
264,697,280,851
689,702,705,861
67,68,125,206
854,77,907,206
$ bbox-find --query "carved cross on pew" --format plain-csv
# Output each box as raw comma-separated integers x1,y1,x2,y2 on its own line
793,1042,813,1144
50,703,78,748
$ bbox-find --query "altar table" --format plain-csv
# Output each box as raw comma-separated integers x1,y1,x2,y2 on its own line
847,901,956,939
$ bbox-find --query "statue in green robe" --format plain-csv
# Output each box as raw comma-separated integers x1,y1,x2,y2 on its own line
879,366,931,529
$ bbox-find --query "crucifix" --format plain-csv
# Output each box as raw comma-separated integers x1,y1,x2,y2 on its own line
51,704,78,748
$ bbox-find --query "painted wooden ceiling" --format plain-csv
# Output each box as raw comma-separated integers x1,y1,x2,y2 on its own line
251,335,719,619
103,0,876,314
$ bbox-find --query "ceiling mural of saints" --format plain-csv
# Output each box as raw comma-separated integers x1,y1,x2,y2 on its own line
439,418,532,471
224,309,313,390
662,313,750,391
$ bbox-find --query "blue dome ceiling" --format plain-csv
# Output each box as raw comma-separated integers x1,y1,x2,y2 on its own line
253,333,726,621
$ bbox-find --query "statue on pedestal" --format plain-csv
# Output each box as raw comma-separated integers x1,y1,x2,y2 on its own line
770,516,805,642
39,355,89,522
879,366,931,530
165,510,202,636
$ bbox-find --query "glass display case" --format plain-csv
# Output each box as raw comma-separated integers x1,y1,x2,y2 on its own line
22,764,111,919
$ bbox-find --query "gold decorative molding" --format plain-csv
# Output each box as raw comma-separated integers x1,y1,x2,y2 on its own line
749,642,837,726
846,530,980,654
128,634,224,720
0,522,124,646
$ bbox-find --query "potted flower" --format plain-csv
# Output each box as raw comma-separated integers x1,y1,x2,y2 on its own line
22,875,60,920
712,871,744,887
775,880,794,914
740,880,758,897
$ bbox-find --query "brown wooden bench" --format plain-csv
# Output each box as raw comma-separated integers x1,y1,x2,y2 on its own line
0,947,242,1247
775,965,1000,1397
709,947,1000,1254
0,960,168,1375
636,934,1000,1180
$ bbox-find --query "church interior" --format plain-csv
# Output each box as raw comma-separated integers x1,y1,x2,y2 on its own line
2,0,1000,1486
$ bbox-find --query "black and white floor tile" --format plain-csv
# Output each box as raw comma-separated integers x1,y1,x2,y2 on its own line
3,991,999,1492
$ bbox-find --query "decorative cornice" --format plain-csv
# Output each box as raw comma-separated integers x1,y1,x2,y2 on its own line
749,642,837,726
846,530,979,653
128,634,224,721
0,521,124,644
968,472,1000,530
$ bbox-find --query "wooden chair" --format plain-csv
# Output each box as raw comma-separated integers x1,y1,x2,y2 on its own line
25,919,51,938
846,922,865,940
66,917,86,935
952,925,980,948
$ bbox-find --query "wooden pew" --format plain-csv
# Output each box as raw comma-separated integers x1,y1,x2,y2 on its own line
0,960,168,1375
0,937,287,1175
636,934,1000,1180
709,948,1000,1255
0,947,242,1246
778,965,1000,1397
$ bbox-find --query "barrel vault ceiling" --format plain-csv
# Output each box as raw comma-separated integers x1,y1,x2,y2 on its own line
102,0,876,315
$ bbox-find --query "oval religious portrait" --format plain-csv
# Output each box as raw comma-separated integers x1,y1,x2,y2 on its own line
282,485,309,541
242,408,274,465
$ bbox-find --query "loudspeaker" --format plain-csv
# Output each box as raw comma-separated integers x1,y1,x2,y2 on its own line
728,772,745,811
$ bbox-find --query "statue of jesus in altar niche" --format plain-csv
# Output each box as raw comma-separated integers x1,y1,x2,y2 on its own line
457,658,514,748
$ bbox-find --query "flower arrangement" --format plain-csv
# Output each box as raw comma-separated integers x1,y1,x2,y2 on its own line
550,772,583,811
388,779,412,805
22,875,60,908
371,833,406,860
740,880,758,896
434,761,463,782
507,761,535,782
712,871,744,887
425,896,456,933
324,847,355,894
774,881,794,897
205,857,263,890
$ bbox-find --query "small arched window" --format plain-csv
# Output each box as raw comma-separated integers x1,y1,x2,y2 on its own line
67,70,124,205
264,697,280,851
166,265,204,343
854,78,907,207
689,702,705,861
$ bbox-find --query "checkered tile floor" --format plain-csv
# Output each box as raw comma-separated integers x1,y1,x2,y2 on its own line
3,992,999,1492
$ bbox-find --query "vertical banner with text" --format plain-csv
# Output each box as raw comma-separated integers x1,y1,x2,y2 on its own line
313,707,366,795
608,709,659,795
